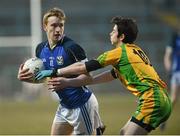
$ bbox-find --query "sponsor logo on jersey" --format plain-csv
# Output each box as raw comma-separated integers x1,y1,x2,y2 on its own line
57,56,64,65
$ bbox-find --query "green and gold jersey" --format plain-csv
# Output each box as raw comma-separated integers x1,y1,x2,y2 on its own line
97,43,166,96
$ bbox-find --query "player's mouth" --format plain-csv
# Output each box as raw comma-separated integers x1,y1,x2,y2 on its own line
54,34,61,39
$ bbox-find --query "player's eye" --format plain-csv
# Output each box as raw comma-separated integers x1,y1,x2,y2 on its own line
51,23,64,28
59,23,64,27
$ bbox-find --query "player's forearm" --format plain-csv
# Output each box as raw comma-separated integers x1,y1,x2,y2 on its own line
91,70,115,84
67,71,115,87
56,62,87,76
66,74,93,87
164,59,171,72
56,60,103,77
164,46,172,72
164,54,171,72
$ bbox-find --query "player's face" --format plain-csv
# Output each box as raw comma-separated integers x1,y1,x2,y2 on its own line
110,25,119,46
44,16,65,45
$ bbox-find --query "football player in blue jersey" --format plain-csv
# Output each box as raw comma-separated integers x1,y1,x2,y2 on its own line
161,27,180,130
164,28,180,108
17,7,105,135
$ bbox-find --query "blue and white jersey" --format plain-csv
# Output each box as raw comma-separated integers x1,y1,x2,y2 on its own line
35,36,92,109
170,33,180,72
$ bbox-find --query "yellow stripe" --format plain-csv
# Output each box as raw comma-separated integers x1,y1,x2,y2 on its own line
104,47,122,66
136,89,155,124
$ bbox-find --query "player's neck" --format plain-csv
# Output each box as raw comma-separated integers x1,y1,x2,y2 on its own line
48,38,57,49
49,40,57,50
50,44,57,50
115,42,123,48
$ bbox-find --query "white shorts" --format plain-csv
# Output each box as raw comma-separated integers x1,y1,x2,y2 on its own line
171,72,180,85
53,93,102,135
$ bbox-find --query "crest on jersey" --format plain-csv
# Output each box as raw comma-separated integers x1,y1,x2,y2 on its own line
57,56,64,65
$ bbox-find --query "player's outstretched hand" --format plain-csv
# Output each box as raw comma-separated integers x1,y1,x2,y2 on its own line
35,70,53,80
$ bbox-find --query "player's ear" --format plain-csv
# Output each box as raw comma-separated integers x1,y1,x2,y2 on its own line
43,23,47,31
119,33,125,41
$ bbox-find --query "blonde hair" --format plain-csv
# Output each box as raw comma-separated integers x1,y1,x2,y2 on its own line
43,7,66,25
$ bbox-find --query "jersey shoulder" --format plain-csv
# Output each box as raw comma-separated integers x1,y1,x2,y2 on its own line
35,41,48,58
126,43,140,48
62,36,85,53
62,36,87,61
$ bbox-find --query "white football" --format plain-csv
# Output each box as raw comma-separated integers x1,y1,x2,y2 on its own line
23,57,45,83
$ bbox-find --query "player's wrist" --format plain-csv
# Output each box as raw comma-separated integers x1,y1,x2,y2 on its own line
51,69,57,77
56,69,62,76
51,69,62,77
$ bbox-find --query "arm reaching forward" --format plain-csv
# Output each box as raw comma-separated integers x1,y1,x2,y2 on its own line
35,60,102,80
48,69,117,90
57,60,102,76
57,62,88,76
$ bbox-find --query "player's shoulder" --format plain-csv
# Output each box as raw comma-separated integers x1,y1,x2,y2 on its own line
36,41,48,49
126,43,143,50
62,36,86,60
126,43,138,48
62,36,78,46
62,36,84,50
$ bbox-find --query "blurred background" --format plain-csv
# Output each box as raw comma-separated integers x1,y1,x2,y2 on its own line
0,0,179,135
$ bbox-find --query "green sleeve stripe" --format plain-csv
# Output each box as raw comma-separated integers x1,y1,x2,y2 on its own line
97,52,108,66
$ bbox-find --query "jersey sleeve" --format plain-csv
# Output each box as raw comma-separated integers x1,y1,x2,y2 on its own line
96,48,122,67
70,43,87,61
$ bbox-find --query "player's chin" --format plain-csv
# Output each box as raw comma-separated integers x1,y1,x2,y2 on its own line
54,36,61,42
110,40,114,45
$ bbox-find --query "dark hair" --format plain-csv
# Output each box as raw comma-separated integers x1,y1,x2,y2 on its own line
111,16,138,43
